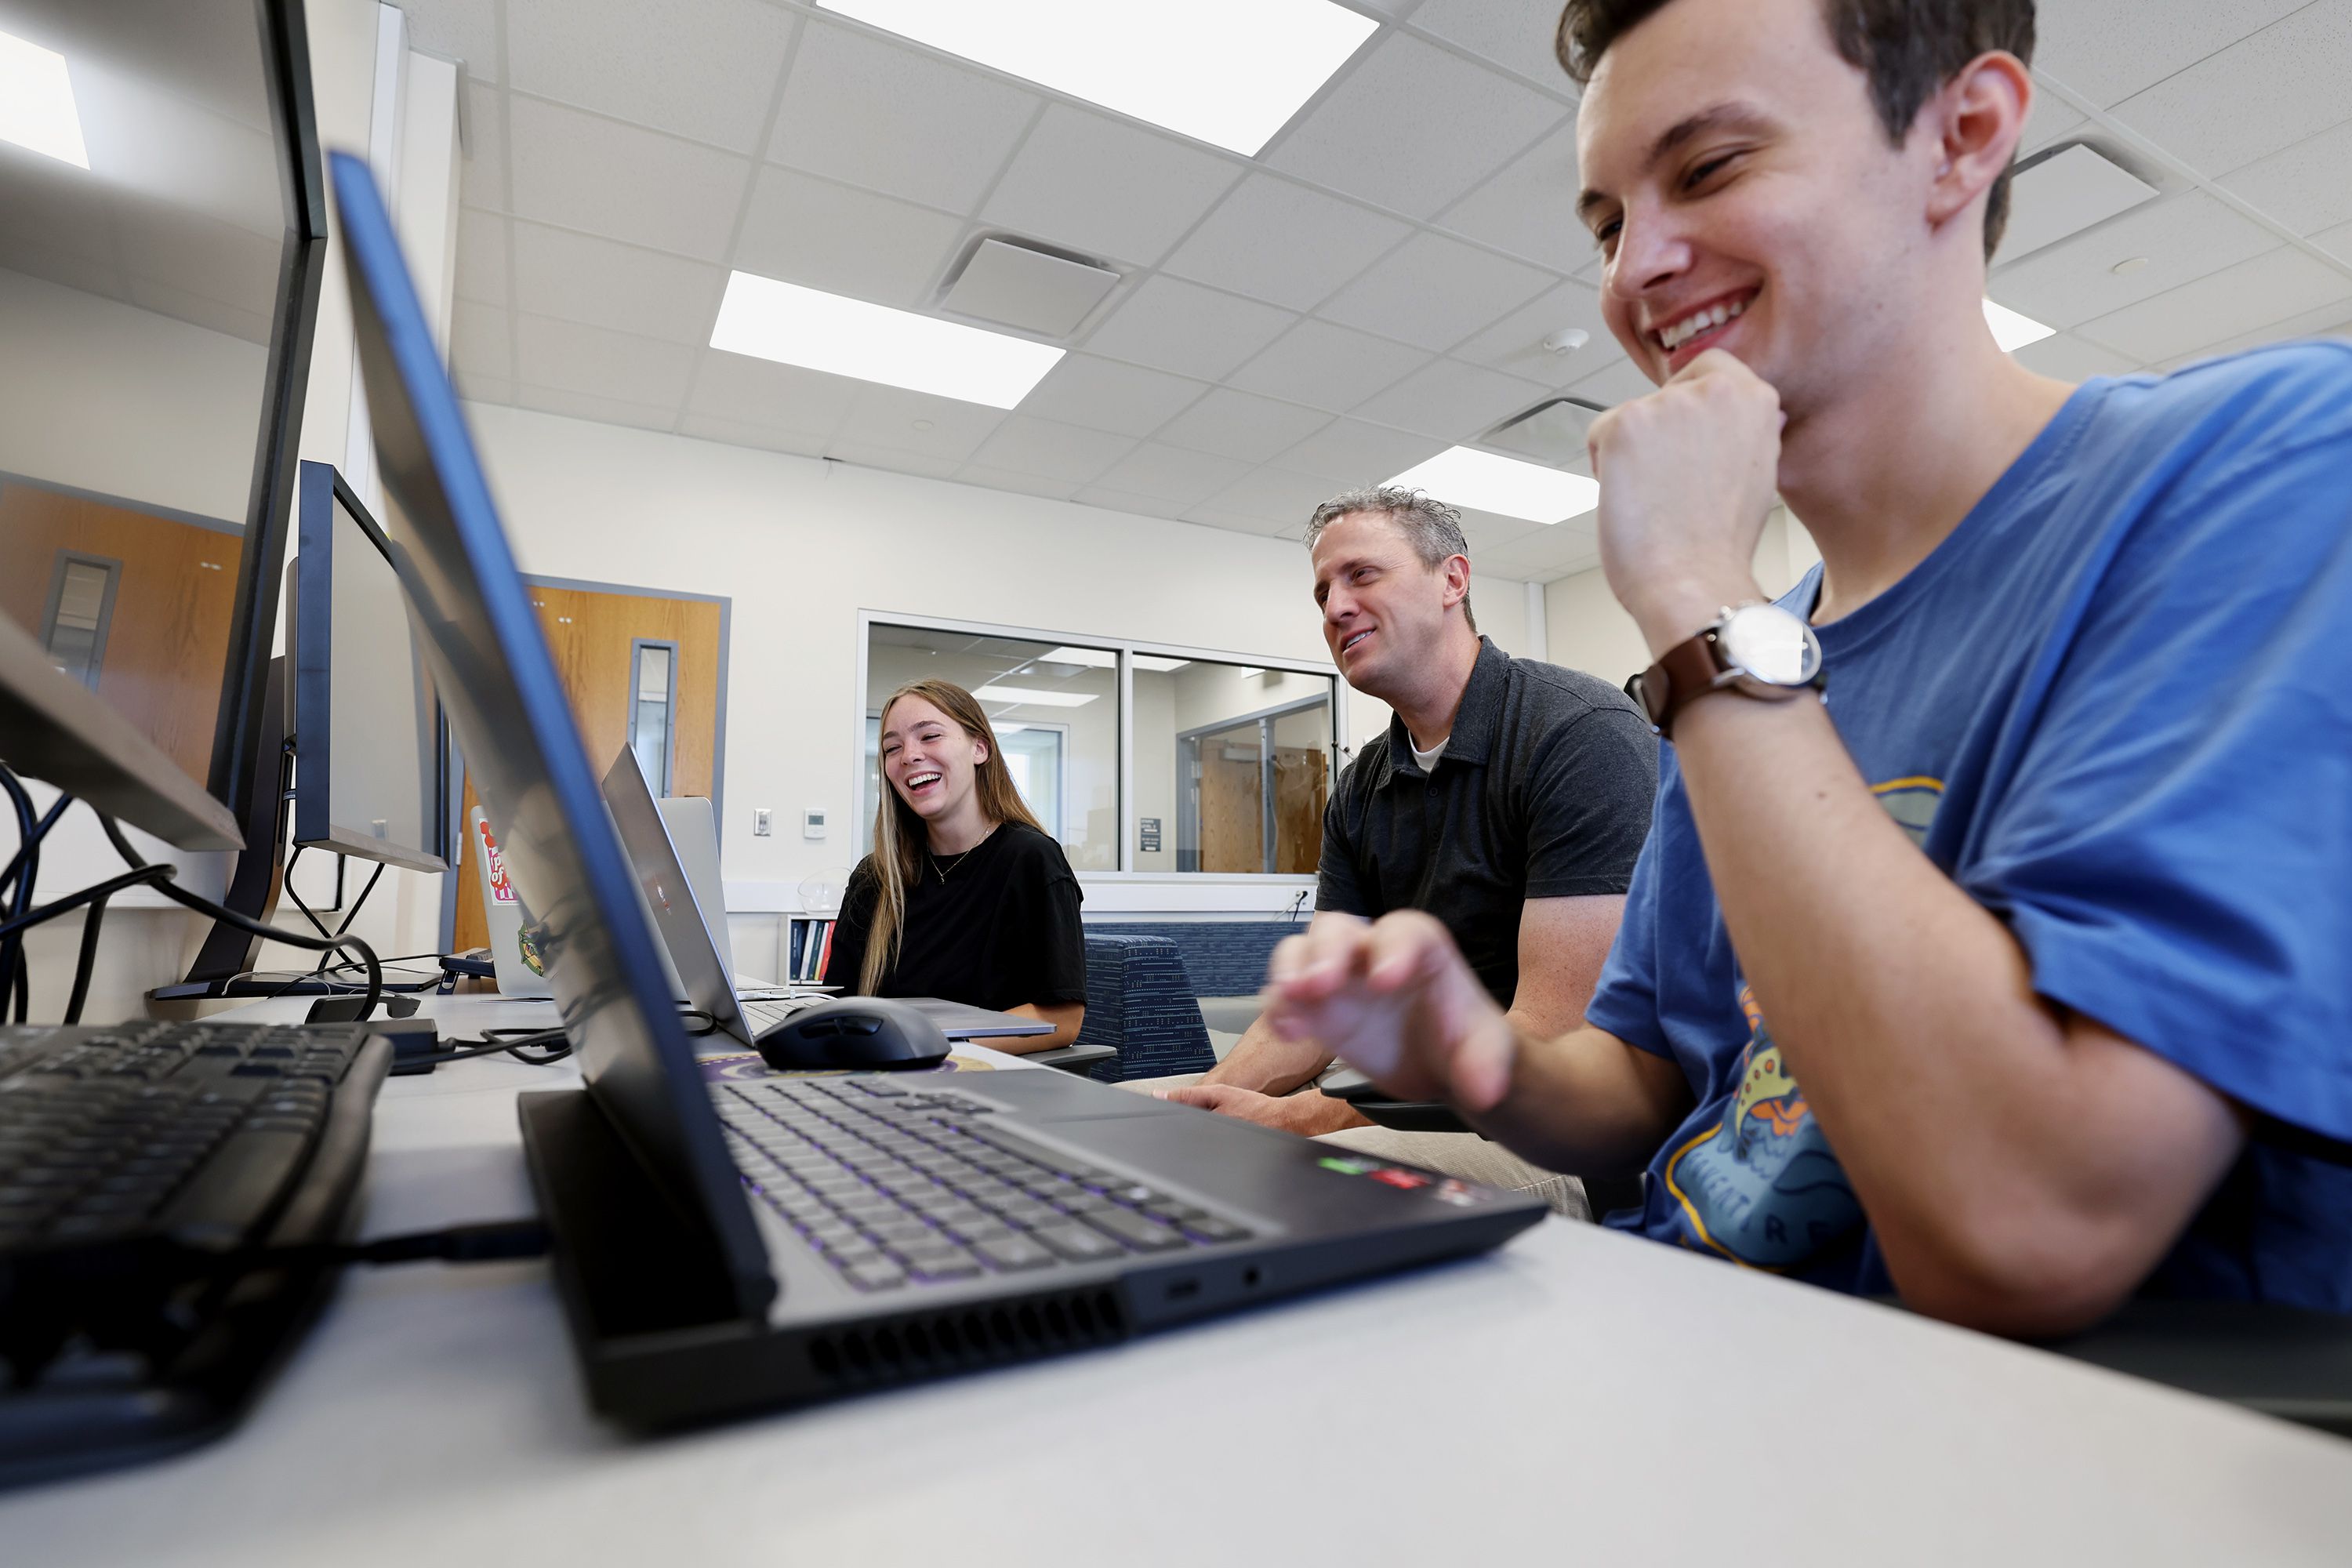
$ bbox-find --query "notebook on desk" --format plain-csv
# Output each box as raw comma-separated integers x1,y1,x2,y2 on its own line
332,149,1544,1431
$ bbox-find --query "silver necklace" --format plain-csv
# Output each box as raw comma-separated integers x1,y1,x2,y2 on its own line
928,825,997,883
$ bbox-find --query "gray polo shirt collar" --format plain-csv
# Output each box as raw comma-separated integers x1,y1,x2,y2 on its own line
1375,636,1509,785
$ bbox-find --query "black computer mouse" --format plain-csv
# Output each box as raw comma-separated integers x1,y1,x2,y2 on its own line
755,996,953,1072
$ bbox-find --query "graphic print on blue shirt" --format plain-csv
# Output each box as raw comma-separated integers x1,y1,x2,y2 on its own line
1660,780,1937,1270
1584,341,2352,1310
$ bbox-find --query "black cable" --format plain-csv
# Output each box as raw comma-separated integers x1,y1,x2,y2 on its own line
425,1025,573,1066
90,807,383,1022
215,1218,552,1272
0,793,70,907
0,767,38,1023
0,862,177,941
278,844,336,942
63,894,110,1025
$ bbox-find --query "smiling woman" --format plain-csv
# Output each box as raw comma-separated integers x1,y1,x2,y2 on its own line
823,678,1089,1051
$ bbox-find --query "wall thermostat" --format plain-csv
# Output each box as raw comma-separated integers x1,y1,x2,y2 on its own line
803,808,827,841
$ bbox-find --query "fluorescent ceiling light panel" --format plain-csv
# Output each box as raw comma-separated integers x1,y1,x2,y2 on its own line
1385,448,1600,525
813,0,1375,156
1041,646,1116,669
710,271,1063,409
1132,655,1190,673
0,31,89,169
1984,298,2056,353
976,684,1098,708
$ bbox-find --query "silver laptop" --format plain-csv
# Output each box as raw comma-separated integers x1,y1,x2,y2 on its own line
599,746,1053,1047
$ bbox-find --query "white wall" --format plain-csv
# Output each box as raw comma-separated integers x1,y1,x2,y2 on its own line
1542,506,1820,684
460,401,1537,913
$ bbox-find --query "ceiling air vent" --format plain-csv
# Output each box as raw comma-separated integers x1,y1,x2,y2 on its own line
1482,397,1608,466
1998,143,2161,263
939,237,1122,339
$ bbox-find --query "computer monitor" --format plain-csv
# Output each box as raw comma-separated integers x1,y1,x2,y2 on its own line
287,461,450,874
0,0,325,847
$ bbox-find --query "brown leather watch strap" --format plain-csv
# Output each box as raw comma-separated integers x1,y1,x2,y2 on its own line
1639,628,1728,740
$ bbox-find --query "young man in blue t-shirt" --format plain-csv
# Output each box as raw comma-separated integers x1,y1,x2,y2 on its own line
1259,0,2352,1337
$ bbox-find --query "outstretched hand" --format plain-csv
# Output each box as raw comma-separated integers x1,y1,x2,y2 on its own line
1258,911,1518,1113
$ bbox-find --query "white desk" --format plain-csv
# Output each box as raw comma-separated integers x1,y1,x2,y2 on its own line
5,993,2351,1566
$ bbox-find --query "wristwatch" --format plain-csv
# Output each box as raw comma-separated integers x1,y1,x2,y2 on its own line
1624,601,1825,739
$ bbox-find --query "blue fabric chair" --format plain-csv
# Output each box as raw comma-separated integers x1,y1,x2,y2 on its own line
1074,934,1215,1082
1102,921,1299,1000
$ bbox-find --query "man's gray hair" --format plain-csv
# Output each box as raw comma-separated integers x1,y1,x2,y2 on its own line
1304,485,1476,633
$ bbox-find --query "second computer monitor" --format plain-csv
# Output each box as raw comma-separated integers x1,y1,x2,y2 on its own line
288,460,448,873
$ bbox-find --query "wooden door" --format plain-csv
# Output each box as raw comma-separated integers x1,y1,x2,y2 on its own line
1272,746,1327,875
452,582,723,953
1198,736,1265,875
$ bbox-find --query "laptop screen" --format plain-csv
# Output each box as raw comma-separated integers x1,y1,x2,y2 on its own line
328,151,775,1319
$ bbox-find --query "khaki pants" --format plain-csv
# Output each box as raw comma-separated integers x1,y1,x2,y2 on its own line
1120,1073,1589,1221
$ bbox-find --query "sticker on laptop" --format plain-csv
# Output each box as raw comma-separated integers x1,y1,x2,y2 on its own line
1314,1156,1497,1203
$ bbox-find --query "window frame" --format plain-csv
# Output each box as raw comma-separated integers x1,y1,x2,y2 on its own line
627,636,681,797
854,609,1343,882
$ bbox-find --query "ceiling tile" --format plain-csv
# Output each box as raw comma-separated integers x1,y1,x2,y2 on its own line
2221,118,2352,237
1229,318,1434,412
1160,174,1412,311
1319,230,1555,352
450,299,513,381
1450,278,1619,382
956,465,1084,503
1408,0,1580,89
1080,276,1298,382
1071,485,1184,521
1435,126,1586,271
510,221,725,343
1569,357,1657,406
2012,331,2142,381
2032,0,2309,108
1203,465,1352,527
2318,219,2352,263
1014,354,1210,435
980,105,1245,267
827,442,966,481
1988,192,2278,329
1273,417,1446,485
1453,507,1546,554
834,385,1007,463
1091,443,1258,510
967,416,1138,485
733,167,968,309
767,20,1040,214
506,0,796,154
1152,388,1333,463
1265,34,1569,219
516,383,679,434
2075,245,2352,362
2149,291,2352,369
456,374,516,407
677,412,831,458
688,350,860,437
454,211,509,307
1181,506,1306,540
460,81,509,210
507,96,751,261
2108,5,2352,175
1353,358,1548,439
2017,83,2086,156
515,312,699,405
398,0,504,83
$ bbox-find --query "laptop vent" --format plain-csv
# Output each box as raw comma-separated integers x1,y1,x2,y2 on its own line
805,1288,1129,1388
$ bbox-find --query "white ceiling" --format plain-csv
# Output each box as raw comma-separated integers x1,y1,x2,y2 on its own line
402,0,2352,584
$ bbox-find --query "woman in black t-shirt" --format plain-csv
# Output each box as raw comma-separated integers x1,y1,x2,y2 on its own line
822,679,1086,1051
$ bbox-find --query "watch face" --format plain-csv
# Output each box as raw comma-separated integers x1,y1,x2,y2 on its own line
1719,604,1820,687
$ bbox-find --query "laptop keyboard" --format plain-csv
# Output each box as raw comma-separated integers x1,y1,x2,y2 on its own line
714,1078,1254,1291
739,996,822,1032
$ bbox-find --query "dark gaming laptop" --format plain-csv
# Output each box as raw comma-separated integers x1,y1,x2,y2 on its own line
599,746,1054,1047
332,151,1544,1428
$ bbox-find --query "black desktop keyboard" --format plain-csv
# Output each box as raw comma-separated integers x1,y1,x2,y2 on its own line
0,1019,392,1488
715,1078,1253,1291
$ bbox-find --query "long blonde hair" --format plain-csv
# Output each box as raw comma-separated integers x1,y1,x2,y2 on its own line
859,679,1047,996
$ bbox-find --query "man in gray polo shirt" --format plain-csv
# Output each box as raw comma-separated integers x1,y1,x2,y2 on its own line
1155,487,1657,1214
